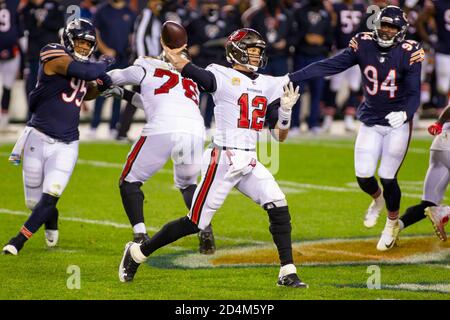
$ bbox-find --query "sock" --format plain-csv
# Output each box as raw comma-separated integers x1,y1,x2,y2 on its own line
399,200,435,229
180,184,197,210
24,193,59,234
279,263,297,277
388,210,399,221
119,181,145,227
44,207,59,230
8,232,29,251
267,206,293,266
133,222,146,234
130,243,147,263
380,178,401,213
140,216,199,257
356,176,380,197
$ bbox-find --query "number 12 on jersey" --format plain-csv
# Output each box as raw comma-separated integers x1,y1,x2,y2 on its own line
237,93,267,131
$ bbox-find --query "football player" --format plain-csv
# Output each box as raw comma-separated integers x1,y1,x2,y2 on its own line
289,6,425,251
323,0,365,133
2,19,113,255
0,0,25,129
398,104,450,242
118,28,307,288
100,21,217,254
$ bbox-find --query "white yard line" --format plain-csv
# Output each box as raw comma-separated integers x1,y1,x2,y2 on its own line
0,208,267,246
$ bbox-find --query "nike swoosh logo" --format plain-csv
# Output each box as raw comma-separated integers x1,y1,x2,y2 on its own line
385,239,395,248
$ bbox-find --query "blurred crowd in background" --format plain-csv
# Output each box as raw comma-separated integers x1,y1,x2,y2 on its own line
0,0,449,140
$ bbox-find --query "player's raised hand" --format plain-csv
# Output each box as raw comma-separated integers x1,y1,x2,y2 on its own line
99,54,116,67
280,82,300,111
385,111,407,129
162,43,190,71
428,122,443,136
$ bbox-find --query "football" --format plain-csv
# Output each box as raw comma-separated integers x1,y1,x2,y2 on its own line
161,21,187,49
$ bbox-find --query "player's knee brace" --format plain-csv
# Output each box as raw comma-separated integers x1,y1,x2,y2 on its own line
180,184,197,210
356,176,379,196
265,205,293,266
380,178,401,212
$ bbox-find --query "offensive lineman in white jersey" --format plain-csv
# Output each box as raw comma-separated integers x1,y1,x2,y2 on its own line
103,22,216,254
397,105,450,241
118,28,307,288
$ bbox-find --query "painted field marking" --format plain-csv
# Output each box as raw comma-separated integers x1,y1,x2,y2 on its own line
0,208,266,246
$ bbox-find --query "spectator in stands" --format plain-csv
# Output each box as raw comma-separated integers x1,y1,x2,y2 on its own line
249,0,293,76
88,0,136,139
291,0,333,135
115,0,163,142
21,0,64,120
186,0,238,134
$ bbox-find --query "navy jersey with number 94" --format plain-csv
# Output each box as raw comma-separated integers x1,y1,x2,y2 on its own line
289,32,424,126
28,43,88,142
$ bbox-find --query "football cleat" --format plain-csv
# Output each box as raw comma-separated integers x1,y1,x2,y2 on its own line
277,273,308,288
45,229,59,247
119,242,141,282
2,244,18,255
376,219,400,251
198,229,216,255
133,233,150,244
364,196,385,228
425,206,448,242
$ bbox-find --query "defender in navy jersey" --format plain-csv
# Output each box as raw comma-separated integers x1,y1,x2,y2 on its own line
3,19,113,255
324,0,365,132
289,6,425,251
0,0,24,128
417,0,450,110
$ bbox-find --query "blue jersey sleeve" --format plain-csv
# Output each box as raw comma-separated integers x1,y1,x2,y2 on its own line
404,45,425,119
39,43,69,63
289,47,358,84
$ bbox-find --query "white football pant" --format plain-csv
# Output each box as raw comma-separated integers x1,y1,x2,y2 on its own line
422,150,450,205
22,128,79,209
188,147,286,230
120,133,204,189
355,122,412,179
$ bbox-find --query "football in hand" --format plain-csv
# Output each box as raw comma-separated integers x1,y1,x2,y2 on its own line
161,21,188,49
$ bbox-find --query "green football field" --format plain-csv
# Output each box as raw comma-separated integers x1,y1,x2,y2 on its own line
0,134,449,300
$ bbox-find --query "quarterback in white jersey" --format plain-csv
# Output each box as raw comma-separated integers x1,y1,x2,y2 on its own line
397,105,450,242
105,50,218,252
118,28,307,288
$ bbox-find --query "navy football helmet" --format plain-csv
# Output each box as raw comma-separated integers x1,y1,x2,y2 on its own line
225,28,267,72
373,6,408,48
62,19,97,61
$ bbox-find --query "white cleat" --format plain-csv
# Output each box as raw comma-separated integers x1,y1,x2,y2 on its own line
425,206,448,241
2,244,18,255
45,230,59,247
377,219,400,251
364,196,385,228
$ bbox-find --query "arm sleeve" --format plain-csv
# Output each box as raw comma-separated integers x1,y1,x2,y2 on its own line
66,60,108,81
289,47,358,84
404,61,422,120
265,99,281,130
181,62,217,93
122,89,145,110
107,65,146,86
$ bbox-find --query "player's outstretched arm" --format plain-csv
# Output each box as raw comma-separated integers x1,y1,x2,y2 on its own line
428,104,450,135
101,86,145,110
288,47,358,85
107,65,146,86
44,54,111,81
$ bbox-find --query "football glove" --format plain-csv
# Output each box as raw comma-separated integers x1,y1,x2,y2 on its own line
385,111,407,129
428,122,443,136
101,86,124,99
278,82,300,130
